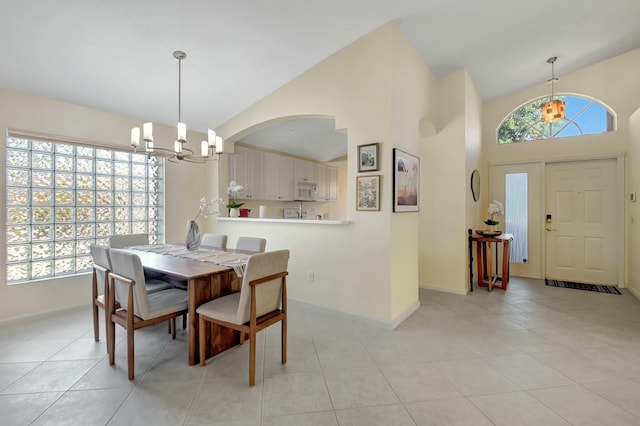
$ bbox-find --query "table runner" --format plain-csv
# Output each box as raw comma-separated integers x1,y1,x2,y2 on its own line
129,244,250,277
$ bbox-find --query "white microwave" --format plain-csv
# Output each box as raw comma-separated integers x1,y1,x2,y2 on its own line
294,181,317,201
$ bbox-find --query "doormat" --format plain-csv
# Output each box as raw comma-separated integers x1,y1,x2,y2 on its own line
545,279,621,295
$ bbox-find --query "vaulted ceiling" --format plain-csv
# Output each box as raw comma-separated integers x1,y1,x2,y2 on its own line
2,0,638,161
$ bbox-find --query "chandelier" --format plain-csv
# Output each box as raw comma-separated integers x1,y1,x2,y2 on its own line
130,50,223,162
541,56,565,123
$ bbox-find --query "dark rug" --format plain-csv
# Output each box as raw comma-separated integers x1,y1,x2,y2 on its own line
545,279,621,295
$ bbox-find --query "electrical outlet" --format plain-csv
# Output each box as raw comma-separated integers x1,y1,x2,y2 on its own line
308,272,314,283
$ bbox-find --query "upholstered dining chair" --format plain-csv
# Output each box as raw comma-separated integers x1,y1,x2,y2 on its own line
196,249,289,386
108,233,149,249
201,233,228,249
107,248,189,380
235,236,267,253
90,244,113,342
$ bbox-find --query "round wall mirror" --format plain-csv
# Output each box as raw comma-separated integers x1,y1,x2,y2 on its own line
471,169,480,202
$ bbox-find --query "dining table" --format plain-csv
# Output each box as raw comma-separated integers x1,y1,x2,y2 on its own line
127,244,250,365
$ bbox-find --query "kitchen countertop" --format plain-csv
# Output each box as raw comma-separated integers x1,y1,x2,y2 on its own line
216,217,350,225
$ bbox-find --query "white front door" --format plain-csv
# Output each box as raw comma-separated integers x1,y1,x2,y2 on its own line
545,159,618,285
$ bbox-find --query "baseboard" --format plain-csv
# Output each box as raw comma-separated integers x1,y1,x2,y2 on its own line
419,283,468,295
288,297,417,330
626,285,640,301
0,303,85,326
391,301,420,329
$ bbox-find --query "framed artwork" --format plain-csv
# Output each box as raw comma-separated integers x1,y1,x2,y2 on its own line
356,175,380,211
357,143,379,172
393,148,419,212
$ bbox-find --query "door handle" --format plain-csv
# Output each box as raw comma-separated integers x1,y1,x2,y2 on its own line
546,227,556,231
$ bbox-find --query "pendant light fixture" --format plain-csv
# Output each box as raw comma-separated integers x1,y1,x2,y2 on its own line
130,51,224,162
541,56,565,123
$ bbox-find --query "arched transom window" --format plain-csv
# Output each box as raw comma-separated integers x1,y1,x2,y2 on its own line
497,94,615,144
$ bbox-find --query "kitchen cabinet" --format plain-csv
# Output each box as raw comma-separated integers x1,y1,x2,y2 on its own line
327,166,338,201
263,152,293,201
293,158,317,183
230,146,263,200
316,164,338,201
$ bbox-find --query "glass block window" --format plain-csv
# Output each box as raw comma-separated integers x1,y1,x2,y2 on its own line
497,94,615,144
6,135,164,284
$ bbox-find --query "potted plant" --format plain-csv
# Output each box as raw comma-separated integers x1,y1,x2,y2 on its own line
484,200,504,230
226,181,245,217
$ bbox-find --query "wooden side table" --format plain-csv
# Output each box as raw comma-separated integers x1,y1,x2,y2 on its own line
472,233,513,291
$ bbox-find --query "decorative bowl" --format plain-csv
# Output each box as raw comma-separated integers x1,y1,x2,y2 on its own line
475,230,502,237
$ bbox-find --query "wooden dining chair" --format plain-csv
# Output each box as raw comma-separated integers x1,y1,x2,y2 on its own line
196,249,289,386
107,248,189,380
90,244,113,342
235,236,266,253
201,233,228,249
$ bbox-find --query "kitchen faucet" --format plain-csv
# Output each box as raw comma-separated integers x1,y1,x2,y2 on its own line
297,201,303,219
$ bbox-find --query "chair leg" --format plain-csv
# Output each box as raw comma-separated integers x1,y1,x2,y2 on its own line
249,329,256,387
170,318,176,339
282,318,287,365
127,326,135,380
199,315,207,366
239,332,245,345
107,316,115,365
92,304,99,341
183,314,187,330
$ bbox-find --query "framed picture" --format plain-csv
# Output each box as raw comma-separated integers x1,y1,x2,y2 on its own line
356,175,380,211
393,148,419,212
357,143,379,172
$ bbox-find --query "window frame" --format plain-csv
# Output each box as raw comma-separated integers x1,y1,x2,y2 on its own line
496,93,616,144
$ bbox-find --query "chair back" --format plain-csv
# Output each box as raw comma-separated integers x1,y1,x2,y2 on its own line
201,233,228,249
90,244,112,292
237,250,289,324
109,234,149,248
108,248,151,318
235,236,266,253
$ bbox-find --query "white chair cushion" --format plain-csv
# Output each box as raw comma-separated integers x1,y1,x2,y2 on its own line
145,289,188,320
196,293,242,325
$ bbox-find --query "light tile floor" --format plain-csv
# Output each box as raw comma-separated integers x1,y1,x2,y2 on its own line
2,277,640,425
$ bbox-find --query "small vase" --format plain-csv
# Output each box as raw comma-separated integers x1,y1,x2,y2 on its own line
229,208,240,218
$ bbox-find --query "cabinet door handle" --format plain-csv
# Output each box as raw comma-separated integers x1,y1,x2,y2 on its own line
545,227,556,231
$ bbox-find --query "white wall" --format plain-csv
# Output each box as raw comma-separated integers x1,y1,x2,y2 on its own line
213,23,433,325
418,70,471,294
464,72,484,285
0,89,207,320
628,108,640,297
